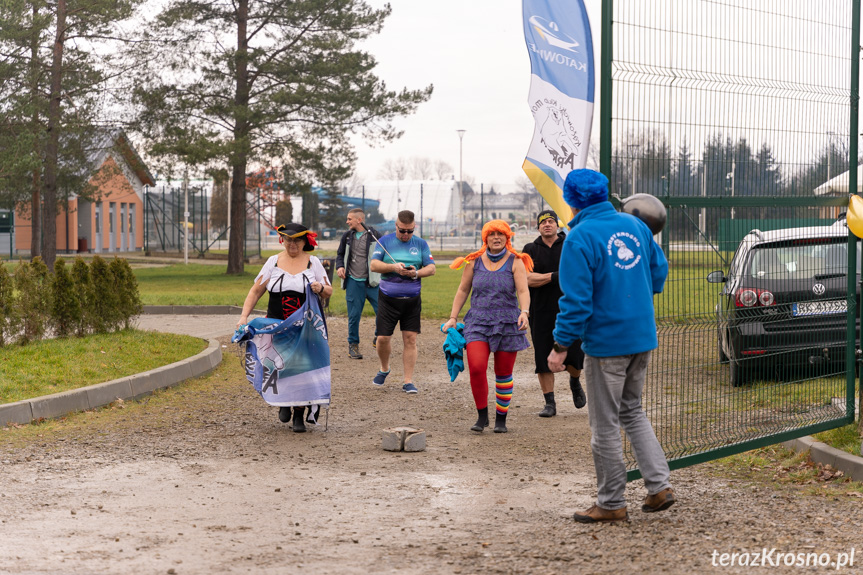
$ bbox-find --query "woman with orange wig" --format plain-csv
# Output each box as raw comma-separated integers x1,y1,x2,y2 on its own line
442,220,533,433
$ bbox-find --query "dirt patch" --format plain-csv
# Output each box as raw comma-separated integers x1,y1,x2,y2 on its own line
0,317,860,574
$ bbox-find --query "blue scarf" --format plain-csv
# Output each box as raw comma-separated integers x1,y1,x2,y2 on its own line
487,249,507,263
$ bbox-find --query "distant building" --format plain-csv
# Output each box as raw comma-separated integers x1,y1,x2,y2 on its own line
14,129,155,256
342,180,460,237
463,189,546,231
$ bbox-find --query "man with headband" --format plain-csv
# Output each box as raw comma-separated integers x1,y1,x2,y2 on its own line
548,168,674,523
522,209,586,418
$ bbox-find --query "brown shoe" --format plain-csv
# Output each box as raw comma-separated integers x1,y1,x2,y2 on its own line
642,488,676,513
572,504,628,524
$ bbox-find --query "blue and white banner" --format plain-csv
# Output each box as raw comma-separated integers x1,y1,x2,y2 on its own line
232,283,331,409
522,0,595,223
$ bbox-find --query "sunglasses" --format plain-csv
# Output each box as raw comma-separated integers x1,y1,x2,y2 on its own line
397,228,414,234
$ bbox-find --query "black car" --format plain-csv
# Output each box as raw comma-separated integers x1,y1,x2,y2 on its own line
706,219,860,386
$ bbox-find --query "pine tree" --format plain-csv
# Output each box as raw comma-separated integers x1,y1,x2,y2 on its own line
0,0,142,269
51,257,81,337
130,0,431,275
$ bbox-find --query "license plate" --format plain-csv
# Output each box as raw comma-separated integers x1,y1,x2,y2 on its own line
792,299,847,317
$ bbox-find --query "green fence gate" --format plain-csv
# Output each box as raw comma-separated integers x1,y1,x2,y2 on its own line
598,0,860,479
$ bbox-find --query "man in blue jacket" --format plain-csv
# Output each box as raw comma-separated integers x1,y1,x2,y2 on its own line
547,168,675,523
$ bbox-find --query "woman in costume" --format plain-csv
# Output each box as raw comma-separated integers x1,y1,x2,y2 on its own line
442,220,532,433
238,223,333,431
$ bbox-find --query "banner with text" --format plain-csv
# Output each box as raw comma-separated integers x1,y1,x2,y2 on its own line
522,0,595,224
233,283,331,409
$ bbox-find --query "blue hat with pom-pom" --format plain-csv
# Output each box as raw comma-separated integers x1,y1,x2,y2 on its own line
563,169,609,210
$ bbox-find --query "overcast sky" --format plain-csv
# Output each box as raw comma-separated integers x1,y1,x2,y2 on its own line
352,0,602,191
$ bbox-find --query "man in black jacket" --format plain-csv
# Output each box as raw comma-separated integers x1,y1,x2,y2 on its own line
522,209,586,417
336,208,381,359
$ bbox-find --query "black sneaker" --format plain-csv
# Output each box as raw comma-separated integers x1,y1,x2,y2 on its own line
372,335,377,349
349,343,363,360
538,403,556,418
570,377,587,409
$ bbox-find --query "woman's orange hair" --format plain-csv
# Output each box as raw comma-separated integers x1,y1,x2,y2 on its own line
450,219,533,272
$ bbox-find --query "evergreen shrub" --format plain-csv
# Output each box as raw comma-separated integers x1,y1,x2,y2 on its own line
110,257,142,329
89,256,119,333
71,257,93,335
0,264,15,346
51,257,82,337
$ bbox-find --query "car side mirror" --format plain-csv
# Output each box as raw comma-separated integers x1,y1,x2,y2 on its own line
706,271,726,283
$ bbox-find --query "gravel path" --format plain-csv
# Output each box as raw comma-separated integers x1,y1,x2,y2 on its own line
0,316,860,574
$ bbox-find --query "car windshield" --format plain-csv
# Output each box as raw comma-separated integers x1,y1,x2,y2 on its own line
747,241,859,280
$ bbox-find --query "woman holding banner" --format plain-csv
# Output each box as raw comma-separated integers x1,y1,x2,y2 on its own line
442,220,532,434
237,223,333,432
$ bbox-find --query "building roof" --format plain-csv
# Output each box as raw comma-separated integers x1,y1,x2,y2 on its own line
84,129,156,187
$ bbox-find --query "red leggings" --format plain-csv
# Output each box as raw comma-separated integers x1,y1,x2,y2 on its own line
466,341,517,409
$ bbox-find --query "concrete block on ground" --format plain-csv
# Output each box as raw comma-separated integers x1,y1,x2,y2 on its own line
403,430,427,452
0,401,34,427
30,390,90,421
382,426,426,452
86,379,134,410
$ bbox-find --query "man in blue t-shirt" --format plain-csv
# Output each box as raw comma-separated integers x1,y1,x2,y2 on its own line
369,210,436,394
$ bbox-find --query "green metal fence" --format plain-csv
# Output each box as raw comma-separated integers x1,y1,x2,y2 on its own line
143,185,264,259
598,0,860,479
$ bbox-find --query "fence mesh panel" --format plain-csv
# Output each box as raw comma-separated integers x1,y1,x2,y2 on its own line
604,0,859,478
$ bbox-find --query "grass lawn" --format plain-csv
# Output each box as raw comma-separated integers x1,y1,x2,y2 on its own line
0,330,207,404
135,262,468,318
814,423,863,456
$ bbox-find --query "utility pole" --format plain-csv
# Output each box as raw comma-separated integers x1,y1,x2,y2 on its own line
183,168,189,265
457,129,466,250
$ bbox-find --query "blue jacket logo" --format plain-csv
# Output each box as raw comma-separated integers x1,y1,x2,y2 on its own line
607,232,642,270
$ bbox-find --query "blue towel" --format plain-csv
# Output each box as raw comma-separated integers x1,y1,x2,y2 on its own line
440,322,466,382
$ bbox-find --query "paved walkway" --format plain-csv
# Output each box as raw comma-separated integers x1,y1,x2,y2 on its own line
134,312,245,340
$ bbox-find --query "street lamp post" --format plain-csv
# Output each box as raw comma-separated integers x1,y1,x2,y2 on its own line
457,129,466,250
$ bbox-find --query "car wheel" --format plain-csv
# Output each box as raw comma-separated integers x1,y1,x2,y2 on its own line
730,359,749,387
718,328,729,364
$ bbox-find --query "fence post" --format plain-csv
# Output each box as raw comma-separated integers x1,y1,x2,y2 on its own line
851,0,861,429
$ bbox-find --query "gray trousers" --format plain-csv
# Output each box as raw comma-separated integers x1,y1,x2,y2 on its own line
584,351,671,510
